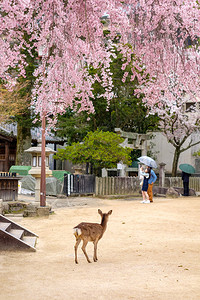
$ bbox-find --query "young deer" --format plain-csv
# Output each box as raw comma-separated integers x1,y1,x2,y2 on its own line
73,209,112,264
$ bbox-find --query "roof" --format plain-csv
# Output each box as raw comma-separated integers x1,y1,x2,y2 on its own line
25,146,56,154
0,131,15,142
0,123,65,144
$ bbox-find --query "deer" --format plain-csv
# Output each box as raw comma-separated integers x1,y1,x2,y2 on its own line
73,209,112,264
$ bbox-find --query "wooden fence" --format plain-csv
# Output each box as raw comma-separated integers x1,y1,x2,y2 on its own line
95,176,200,196
95,177,140,196
168,177,200,192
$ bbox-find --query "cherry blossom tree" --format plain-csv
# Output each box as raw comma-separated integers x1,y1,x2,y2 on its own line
0,0,128,121
1,0,200,119
150,95,200,176
1,0,200,201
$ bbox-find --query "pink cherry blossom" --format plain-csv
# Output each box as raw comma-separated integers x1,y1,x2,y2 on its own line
0,0,200,124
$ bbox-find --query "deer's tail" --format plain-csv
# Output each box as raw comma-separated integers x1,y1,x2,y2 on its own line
73,227,82,239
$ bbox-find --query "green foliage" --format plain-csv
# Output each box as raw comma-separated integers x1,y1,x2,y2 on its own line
10,32,38,129
102,47,159,133
54,130,132,174
193,150,200,157
56,46,159,143
56,108,90,145
130,149,141,163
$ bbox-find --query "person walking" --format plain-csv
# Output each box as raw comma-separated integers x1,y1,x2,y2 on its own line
140,167,151,204
147,166,157,203
182,171,191,196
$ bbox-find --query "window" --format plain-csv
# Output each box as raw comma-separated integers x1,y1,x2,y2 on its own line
38,156,41,167
32,156,37,167
38,156,49,167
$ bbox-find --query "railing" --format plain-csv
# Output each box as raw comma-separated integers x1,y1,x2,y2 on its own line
0,154,15,161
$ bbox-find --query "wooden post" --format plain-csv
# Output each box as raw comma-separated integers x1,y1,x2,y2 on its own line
40,113,46,207
5,142,9,172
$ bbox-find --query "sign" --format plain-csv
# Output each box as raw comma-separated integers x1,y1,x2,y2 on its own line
117,163,123,170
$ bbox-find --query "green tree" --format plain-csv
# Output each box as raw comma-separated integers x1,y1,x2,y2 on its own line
54,130,132,176
56,109,90,145
103,48,159,134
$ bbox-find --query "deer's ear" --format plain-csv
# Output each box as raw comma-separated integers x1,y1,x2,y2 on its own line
98,209,103,216
108,210,112,215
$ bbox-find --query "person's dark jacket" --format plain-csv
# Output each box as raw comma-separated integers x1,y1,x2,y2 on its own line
182,172,191,183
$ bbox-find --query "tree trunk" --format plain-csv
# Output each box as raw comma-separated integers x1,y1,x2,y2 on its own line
171,147,181,177
15,122,32,165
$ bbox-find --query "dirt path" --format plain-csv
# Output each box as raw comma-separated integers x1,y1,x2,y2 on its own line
1,196,200,300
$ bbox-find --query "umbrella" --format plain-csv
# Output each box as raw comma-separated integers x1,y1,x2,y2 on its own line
179,164,195,174
138,156,157,168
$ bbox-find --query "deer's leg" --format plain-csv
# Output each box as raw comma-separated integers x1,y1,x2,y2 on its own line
74,238,81,264
81,240,91,263
93,240,98,262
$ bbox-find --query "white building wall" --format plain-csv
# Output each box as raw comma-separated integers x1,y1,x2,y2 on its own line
150,132,200,174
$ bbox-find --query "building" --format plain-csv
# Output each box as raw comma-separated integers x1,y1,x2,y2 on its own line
0,131,16,172
0,123,65,172
150,131,200,175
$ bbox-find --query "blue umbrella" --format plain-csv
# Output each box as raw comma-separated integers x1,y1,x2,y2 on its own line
138,156,157,168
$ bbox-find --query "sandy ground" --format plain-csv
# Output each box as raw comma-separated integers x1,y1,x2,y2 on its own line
0,195,200,300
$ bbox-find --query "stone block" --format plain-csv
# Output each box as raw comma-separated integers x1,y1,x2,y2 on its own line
8,201,27,212
166,187,179,198
36,206,51,217
189,189,196,196
23,209,37,217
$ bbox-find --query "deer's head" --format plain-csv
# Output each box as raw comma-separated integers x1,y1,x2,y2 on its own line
98,209,112,225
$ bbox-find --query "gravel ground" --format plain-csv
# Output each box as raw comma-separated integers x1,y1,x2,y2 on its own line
1,195,200,300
